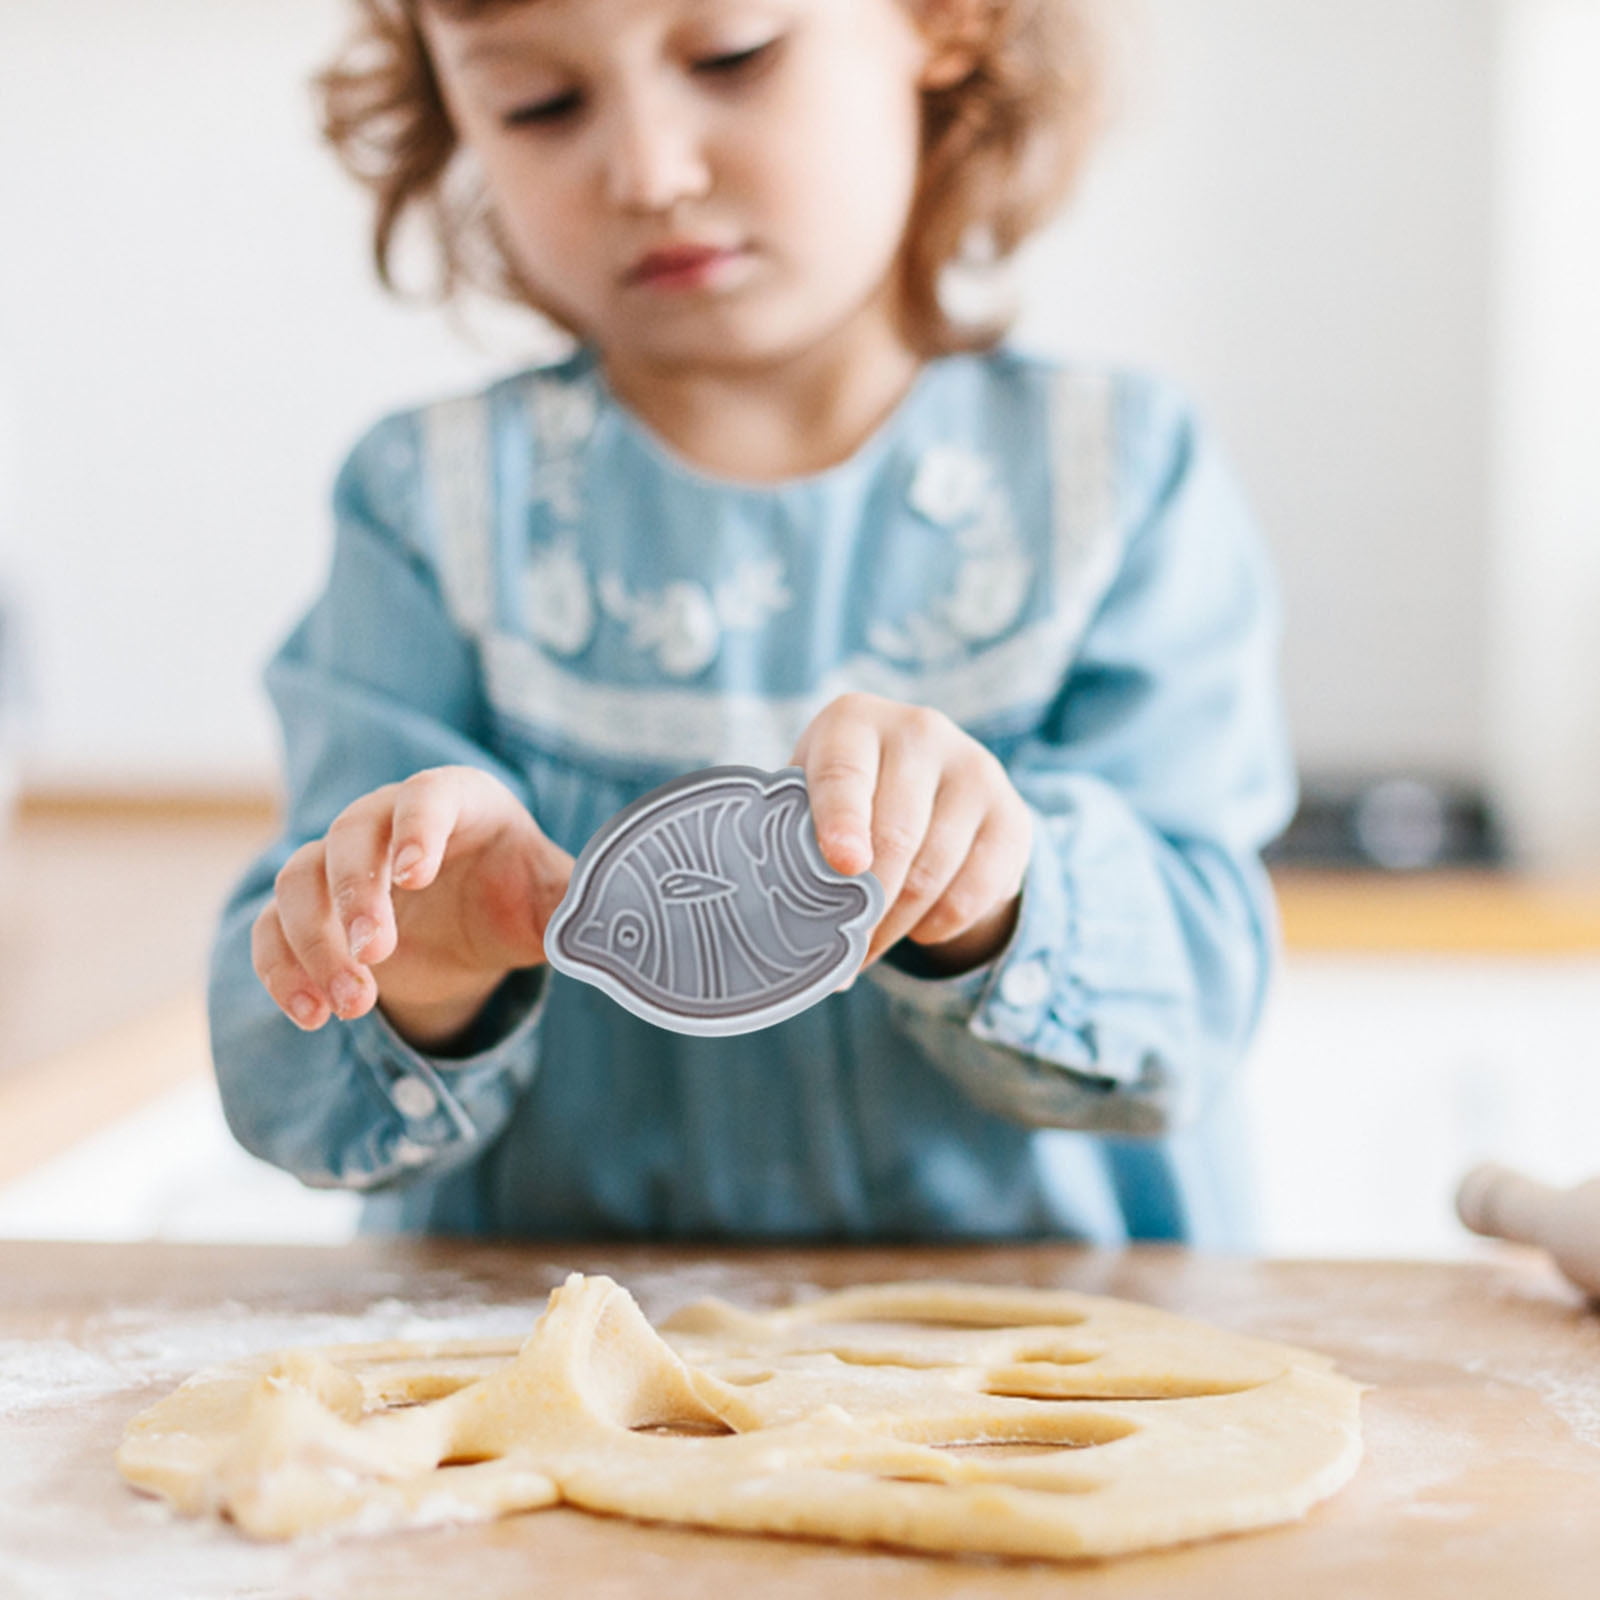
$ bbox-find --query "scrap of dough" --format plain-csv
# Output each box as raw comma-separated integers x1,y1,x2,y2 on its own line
116,1274,1364,1558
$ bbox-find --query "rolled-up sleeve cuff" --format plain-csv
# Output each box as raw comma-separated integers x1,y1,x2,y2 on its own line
865,809,1145,1091
867,936,1001,1020
337,965,550,1177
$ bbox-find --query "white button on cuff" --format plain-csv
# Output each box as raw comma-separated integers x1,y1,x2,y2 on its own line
391,1137,434,1167
392,1076,440,1121
998,958,1052,1009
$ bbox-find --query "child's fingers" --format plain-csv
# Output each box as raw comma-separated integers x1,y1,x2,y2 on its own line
905,813,1029,948
799,698,883,876
387,767,468,892
251,902,333,1031
272,841,377,1022
858,733,939,919
864,792,983,964
322,790,401,966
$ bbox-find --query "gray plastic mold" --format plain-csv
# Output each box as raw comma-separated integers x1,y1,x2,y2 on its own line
543,765,884,1036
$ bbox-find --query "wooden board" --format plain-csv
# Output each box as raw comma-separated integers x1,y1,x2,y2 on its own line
2,1240,1599,1599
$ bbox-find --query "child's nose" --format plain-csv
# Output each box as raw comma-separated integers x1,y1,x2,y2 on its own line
599,93,711,214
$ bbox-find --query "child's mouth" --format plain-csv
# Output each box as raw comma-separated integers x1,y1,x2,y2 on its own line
627,244,748,292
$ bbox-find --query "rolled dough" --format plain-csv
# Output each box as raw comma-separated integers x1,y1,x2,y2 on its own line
116,1274,1363,1558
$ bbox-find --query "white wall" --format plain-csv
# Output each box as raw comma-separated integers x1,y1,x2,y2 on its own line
1023,0,1498,783
0,0,555,789
1485,0,1600,870
1,1,1592,857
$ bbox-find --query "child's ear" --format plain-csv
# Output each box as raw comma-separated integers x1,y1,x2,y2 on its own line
914,0,989,91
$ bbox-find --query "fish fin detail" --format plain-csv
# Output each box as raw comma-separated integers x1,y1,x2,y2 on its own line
658,870,739,903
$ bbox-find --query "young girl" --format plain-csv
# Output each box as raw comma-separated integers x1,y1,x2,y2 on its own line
210,0,1295,1246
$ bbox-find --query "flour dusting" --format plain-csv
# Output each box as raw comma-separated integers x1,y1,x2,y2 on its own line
0,1341,131,1417
0,1297,540,1424
0,1291,556,1600
1462,1352,1600,1455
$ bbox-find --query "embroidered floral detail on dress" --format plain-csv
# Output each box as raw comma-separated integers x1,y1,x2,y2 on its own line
944,491,1032,643
600,556,794,679
867,613,962,664
908,443,993,526
601,578,720,677
529,375,599,522
523,535,596,656
531,376,598,453
522,364,796,679
712,556,792,629
872,445,1035,664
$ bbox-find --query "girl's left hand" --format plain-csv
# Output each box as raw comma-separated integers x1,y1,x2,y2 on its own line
789,693,1034,975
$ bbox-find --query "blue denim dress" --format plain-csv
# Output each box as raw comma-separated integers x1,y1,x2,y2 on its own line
209,344,1295,1247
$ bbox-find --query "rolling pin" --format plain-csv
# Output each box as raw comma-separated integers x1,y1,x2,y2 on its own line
1456,1162,1600,1298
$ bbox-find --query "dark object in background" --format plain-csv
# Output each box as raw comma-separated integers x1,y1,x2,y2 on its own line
1267,775,1504,871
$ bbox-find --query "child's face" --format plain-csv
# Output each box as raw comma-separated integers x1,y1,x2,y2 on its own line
420,0,941,374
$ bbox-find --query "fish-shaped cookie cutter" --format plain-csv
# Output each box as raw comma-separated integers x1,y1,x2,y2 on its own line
543,766,884,1035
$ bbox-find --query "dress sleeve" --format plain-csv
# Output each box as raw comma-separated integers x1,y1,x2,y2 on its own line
208,412,552,1193
865,374,1297,1136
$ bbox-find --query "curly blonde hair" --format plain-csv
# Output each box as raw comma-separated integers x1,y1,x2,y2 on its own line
316,0,1107,356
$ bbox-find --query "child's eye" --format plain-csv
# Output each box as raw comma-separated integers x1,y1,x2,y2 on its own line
692,39,779,78
502,90,582,130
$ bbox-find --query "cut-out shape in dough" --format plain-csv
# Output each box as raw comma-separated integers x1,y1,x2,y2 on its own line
117,1275,1364,1560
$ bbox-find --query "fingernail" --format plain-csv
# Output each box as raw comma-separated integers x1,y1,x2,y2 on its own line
347,916,378,958
330,974,363,1016
392,845,424,884
290,993,320,1028
827,833,868,870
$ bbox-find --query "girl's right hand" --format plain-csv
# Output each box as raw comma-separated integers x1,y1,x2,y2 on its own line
252,766,574,1050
